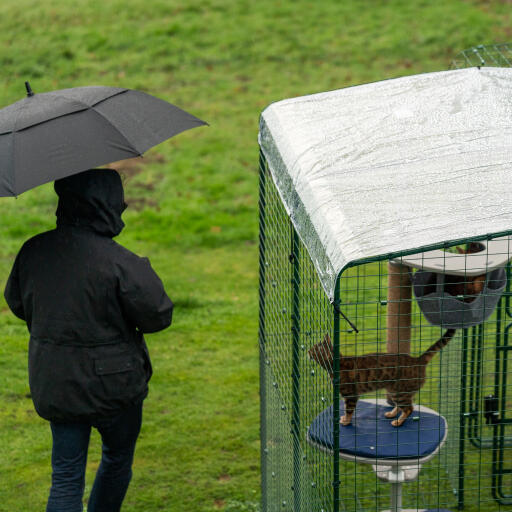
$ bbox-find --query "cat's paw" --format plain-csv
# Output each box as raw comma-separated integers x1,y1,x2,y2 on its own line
384,407,398,418
340,415,352,426
391,419,404,427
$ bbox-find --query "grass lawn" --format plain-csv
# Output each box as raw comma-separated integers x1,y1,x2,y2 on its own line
0,1,511,511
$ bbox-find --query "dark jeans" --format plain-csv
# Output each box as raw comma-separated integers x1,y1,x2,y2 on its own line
46,402,143,512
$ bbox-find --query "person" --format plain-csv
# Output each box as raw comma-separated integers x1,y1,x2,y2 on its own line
4,169,173,512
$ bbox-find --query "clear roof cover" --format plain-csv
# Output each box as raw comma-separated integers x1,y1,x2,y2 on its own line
259,67,512,301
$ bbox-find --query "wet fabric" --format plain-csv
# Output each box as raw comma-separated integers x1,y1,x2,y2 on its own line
0,86,207,196
4,169,173,422
54,169,126,237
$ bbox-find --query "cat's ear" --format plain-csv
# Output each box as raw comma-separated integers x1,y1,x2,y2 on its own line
472,274,485,294
324,333,332,345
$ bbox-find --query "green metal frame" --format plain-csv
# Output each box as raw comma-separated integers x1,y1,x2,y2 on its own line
259,150,335,512
491,265,512,504
259,149,268,512
291,226,301,512
332,277,340,512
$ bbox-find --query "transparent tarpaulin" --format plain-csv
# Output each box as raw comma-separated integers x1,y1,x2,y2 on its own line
258,67,512,301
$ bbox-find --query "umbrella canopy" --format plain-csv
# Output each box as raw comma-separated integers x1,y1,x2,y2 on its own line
0,84,207,196
259,67,512,301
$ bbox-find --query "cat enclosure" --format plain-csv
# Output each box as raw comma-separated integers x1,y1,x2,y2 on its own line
258,67,512,512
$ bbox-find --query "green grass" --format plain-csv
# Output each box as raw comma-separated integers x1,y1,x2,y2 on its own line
0,0,511,510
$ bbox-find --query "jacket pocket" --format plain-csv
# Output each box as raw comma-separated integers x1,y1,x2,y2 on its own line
95,354,135,375
94,352,146,400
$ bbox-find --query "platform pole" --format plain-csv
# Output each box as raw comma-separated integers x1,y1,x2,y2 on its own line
387,262,412,355
390,481,403,512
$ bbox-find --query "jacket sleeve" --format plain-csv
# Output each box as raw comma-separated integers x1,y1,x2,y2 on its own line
118,255,173,333
4,251,26,321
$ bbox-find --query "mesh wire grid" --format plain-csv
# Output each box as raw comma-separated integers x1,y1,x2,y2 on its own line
450,43,512,69
259,152,512,511
259,151,334,512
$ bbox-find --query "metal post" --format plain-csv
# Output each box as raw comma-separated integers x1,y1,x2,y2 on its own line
291,225,301,512
493,292,510,504
491,263,512,505
458,330,468,510
468,324,484,447
258,150,268,512
491,321,501,503
333,276,341,512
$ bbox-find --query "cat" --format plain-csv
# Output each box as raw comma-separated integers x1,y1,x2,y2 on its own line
422,243,486,302
308,329,456,427
432,243,485,302
424,272,485,303
445,274,485,301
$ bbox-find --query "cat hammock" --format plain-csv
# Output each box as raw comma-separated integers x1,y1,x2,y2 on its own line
391,238,509,329
307,399,449,512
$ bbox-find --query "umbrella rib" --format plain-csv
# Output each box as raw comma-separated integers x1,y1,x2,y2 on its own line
44,88,128,108
89,89,128,108
90,106,143,156
12,106,90,133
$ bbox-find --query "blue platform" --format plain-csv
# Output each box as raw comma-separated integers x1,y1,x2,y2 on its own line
308,400,447,460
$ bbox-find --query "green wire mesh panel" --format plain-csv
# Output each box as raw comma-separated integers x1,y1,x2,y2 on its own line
259,150,512,511
336,256,512,511
451,43,512,69
259,152,335,512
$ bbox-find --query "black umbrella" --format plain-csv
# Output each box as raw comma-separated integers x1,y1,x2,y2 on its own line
0,82,207,196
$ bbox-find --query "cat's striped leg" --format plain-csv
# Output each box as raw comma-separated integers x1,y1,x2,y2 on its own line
340,396,358,426
392,407,413,427
385,392,399,418
384,406,399,419
391,393,414,427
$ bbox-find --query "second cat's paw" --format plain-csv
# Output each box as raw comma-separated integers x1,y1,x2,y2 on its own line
384,407,398,418
340,415,352,426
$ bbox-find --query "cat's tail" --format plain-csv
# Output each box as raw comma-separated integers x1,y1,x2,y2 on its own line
419,329,457,364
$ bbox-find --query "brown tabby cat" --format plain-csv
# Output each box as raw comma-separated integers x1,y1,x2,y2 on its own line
424,272,485,303
425,243,486,302
308,329,456,427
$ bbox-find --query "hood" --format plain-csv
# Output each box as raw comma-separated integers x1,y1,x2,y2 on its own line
54,169,126,237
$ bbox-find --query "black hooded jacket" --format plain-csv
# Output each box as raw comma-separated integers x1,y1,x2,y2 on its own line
4,169,173,423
